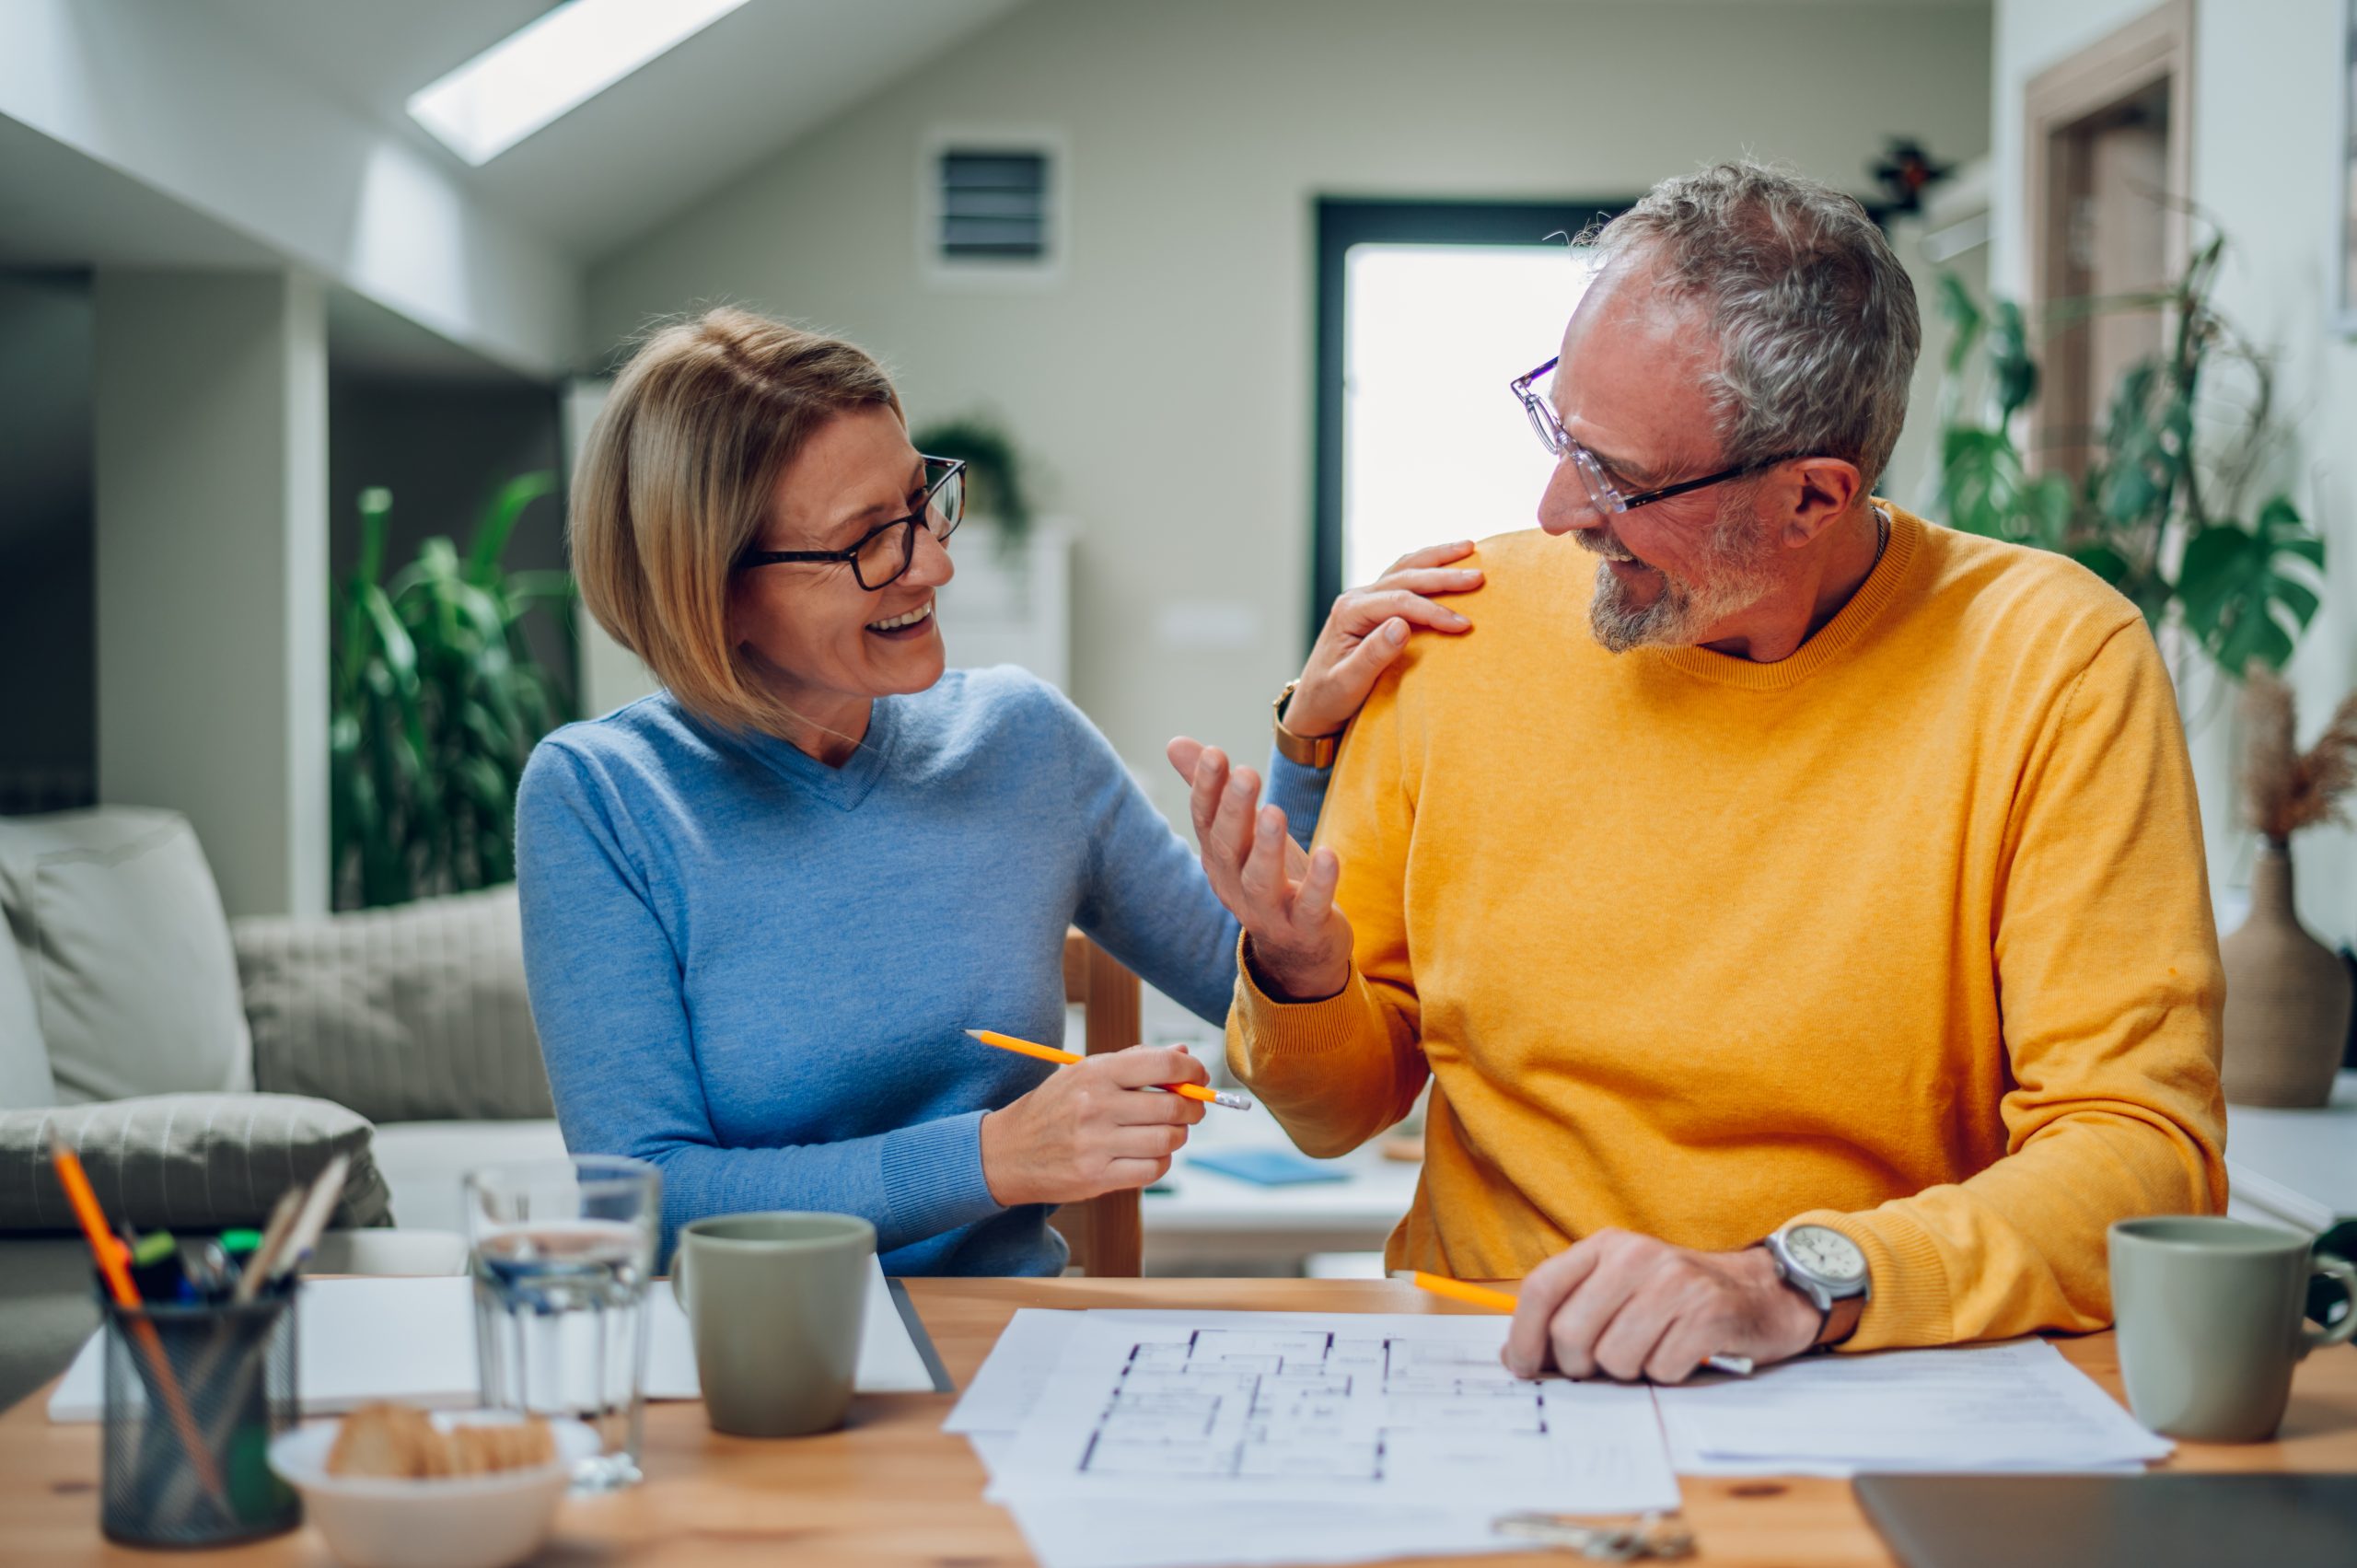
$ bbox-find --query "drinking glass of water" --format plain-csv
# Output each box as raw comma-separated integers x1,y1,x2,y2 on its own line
464,1155,660,1493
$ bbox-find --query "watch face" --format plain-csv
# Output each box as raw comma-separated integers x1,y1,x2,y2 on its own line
1785,1225,1868,1285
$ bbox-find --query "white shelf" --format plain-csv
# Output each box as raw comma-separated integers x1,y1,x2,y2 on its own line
938,519,1071,692
2224,1072,2357,1235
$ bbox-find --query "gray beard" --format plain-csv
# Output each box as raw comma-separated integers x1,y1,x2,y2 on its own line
1580,501,1776,653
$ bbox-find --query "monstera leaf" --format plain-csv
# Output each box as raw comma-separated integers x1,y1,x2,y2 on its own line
1932,235,2326,684
1938,427,2073,550
1985,298,2040,423
2177,496,2325,674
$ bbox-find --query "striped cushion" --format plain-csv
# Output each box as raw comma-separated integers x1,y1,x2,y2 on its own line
0,1093,393,1230
233,885,554,1124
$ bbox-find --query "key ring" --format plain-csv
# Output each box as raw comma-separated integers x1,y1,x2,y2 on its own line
1491,1509,1697,1560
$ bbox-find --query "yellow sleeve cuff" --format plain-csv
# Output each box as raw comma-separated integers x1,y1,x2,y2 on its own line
1229,935,1376,1064
1792,1206,1955,1353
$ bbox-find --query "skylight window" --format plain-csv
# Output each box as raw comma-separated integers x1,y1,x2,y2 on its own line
406,0,751,167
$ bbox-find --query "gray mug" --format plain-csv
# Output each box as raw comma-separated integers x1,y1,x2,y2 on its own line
670,1211,875,1437
2109,1215,2356,1442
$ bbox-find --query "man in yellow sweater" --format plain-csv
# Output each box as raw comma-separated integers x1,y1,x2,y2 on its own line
1171,163,2224,1382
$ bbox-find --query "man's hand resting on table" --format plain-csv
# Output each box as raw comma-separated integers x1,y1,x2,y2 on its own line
1504,1230,1824,1384
1165,740,1355,1004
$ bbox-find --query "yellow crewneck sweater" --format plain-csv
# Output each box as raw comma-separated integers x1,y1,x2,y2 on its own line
1231,506,2226,1352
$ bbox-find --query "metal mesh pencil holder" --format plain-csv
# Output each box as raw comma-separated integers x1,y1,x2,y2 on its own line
98,1283,302,1548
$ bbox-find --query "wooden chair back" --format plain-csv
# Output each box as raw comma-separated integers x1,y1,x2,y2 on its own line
1049,929,1144,1276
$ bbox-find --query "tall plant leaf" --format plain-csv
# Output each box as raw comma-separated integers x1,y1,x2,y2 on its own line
2177,496,2326,674
466,471,560,587
327,470,571,908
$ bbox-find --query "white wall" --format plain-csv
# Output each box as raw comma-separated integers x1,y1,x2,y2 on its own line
0,0,576,378
94,270,329,918
587,0,1993,821
1992,0,2357,939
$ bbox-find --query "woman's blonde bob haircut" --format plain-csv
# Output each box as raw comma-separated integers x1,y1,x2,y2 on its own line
572,307,903,734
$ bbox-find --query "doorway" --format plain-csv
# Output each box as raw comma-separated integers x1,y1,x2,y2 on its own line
2023,0,2191,478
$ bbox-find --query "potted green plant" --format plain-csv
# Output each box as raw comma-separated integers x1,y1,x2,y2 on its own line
329,473,576,909
1932,231,2325,677
911,414,1033,556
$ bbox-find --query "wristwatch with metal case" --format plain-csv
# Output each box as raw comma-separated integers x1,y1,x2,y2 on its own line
1271,679,1341,770
1763,1222,1871,1347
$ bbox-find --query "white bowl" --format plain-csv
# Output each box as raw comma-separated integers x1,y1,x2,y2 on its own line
267,1412,598,1568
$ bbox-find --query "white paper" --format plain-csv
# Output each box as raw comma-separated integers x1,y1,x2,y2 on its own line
966,1430,1021,1481
943,1307,1078,1433
1005,1497,1520,1568
985,1310,1681,1516
49,1254,934,1421
1652,1338,2172,1478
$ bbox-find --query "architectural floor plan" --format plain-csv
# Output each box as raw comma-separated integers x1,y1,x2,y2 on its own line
1083,1326,1550,1482
993,1310,1680,1515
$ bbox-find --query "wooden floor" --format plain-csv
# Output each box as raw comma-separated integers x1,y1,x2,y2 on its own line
4,1276,2354,1565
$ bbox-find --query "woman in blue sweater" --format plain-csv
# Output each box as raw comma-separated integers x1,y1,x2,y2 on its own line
516,308,1476,1272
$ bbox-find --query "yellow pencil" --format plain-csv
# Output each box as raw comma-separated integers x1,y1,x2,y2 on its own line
1398,1270,1756,1377
965,1029,1253,1110
1406,1270,1519,1311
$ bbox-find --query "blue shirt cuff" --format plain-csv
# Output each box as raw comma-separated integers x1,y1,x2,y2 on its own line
1264,749,1332,850
877,1109,1004,1251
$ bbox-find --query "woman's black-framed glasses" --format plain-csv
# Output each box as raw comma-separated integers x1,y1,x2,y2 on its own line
1509,355,1799,515
735,456,967,589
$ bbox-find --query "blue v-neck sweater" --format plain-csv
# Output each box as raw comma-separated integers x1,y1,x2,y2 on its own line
514,668,1327,1274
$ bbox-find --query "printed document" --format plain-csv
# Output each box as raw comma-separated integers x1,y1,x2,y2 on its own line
1652,1338,2173,1477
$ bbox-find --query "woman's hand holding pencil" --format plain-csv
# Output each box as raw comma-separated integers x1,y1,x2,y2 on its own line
972,1035,1222,1207
969,1030,1252,1110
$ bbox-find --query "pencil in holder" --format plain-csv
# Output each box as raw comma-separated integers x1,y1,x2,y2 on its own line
97,1281,302,1548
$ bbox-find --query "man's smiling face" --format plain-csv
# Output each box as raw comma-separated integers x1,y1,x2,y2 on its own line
1536,263,1780,652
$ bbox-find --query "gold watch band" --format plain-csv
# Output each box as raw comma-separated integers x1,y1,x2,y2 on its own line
1271,679,1340,770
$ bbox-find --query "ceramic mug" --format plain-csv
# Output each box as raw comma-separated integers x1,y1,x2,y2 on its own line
2109,1215,2357,1442
670,1212,875,1437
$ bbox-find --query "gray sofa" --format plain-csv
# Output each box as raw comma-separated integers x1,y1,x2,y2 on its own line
0,807,565,1409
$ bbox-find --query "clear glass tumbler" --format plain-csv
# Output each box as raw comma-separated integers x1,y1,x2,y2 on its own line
464,1155,660,1493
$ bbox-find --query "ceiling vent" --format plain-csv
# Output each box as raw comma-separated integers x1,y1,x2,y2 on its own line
923,134,1064,285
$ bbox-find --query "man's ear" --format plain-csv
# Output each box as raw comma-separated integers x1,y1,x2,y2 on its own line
1776,457,1865,547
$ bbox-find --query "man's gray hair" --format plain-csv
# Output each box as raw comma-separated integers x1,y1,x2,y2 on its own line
1587,162,1921,489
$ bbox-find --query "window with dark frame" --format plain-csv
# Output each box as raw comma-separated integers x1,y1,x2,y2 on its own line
1308,198,1631,645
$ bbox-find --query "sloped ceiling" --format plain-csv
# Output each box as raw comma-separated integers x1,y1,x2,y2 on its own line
206,0,1030,261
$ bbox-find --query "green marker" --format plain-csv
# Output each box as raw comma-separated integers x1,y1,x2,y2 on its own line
128,1230,178,1268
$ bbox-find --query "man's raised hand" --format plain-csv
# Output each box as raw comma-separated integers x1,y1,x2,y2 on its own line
1166,739,1353,1003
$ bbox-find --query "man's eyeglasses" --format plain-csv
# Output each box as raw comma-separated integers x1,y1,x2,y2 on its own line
735,457,967,590
1509,355,1800,515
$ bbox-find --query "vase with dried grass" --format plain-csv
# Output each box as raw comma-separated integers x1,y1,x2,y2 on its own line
2220,667,2357,1107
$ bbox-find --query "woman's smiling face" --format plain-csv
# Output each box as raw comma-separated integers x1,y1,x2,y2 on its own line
727,405,955,748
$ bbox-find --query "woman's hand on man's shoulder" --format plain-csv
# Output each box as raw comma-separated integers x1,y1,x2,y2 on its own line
1281,540,1485,741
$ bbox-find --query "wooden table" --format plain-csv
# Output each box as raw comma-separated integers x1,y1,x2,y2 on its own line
6,1278,2355,1565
